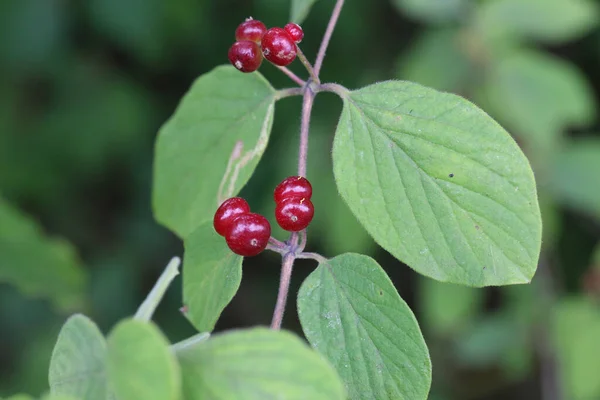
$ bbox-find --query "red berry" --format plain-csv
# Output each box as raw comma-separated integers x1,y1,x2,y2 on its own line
235,18,267,43
228,41,262,73
274,176,312,203
261,27,297,67
213,197,251,236
275,197,314,232
226,213,271,256
284,23,304,43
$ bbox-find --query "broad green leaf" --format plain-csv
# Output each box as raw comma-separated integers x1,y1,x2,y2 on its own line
0,197,86,310
42,395,79,400
48,314,109,400
332,81,541,286
391,0,468,23
3,396,34,400
183,221,242,332
177,327,345,400
153,65,275,238
418,278,483,336
297,253,431,400
107,319,181,400
553,297,600,400
549,140,600,218
398,28,471,93
291,0,319,24
475,0,599,44
485,51,595,156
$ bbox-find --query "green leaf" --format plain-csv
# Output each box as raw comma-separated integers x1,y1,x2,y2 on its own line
549,139,600,218
3,395,34,400
153,65,275,238
485,51,595,153
475,0,599,44
183,221,243,332
397,28,471,93
297,253,431,400
391,0,468,23
332,81,541,286
107,319,181,400
553,297,600,400
418,278,483,336
0,196,86,310
48,314,109,400
177,327,345,400
290,0,319,24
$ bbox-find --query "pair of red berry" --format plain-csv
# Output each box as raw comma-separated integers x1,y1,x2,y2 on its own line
213,176,314,256
228,18,304,73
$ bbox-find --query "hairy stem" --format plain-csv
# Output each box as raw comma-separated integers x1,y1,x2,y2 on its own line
276,66,306,87
314,0,345,77
298,86,315,177
275,87,305,100
296,47,319,83
134,257,180,321
271,233,299,329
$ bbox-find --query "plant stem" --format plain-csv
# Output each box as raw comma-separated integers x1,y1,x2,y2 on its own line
275,87,305,100
296,47,319,84
296,252,328,264
317,82,350,98
314,0,345,77
276,66,306,87
298,86,315,177
171,332,210,354
271,233,299,329
134,257,180,321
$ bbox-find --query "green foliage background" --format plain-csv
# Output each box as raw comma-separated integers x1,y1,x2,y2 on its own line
1,0,599,399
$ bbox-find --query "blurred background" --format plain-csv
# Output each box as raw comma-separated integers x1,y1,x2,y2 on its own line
1,0,600,399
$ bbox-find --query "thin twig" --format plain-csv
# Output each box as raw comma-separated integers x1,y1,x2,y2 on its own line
296,252,328,264
134,257,180,321
297,86,315,177
314,0,345,77
275,87,305,100
276,65,306,86
271,233,299,329
296,47,319,83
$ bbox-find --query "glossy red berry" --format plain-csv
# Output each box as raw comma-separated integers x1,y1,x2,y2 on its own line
226,213,271,256
228,41,262,73
235,18,267,43
284,23,304,43
213,197,251,236
261,27,297,66
274,176,312,203
275,197,314,232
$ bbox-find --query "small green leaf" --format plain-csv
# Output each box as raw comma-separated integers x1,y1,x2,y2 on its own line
418,278,483,336
549,140,600,218
332,81,541,286
177,327,345,400
48,314,109,400
475,0,599,44
3,395,34,400
391,0,468,23
553,297,600,400
290,0,319,24
183,221,242,332
107,319,181,400
153,65,275,238
297,253,431,400
0,197,86,310
485,51,595,154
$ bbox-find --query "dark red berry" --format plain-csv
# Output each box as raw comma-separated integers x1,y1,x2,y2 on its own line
235,18,267,43
213,197,251,236
274,176,312,203
226,213,271,256
261,27,297,67
275,197,314,232
284,23,304,43
228,41,262,73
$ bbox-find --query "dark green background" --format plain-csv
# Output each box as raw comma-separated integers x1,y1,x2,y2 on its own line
1,0,599,399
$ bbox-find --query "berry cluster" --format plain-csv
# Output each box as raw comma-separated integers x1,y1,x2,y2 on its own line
274,176,314,232
213,177,314,257
213,197,271,257
228,18,304,73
